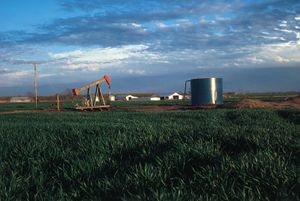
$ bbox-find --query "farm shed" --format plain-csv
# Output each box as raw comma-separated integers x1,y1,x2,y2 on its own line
109,95,116,102
125,95,138,101
158,93,171,100
168,92,183,100
150,96,160,101
10,96,33,103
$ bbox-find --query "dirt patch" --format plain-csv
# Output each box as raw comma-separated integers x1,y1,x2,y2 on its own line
287,96,300,104
1,96,299,114
119,104,219,112
0,109,65,114
236,99,274,108
237,96,300,109
120,105,184,112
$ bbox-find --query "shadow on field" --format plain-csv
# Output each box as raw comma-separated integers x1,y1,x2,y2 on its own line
111,142,174,166
79,142,175,199
220,136,259,156
277,110,300,125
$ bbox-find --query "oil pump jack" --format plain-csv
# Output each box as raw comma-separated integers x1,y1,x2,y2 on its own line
72,75,111,111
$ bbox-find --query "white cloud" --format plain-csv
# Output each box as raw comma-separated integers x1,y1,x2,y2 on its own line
295,16,300,21
249,56,264,64
2,70,31,79
48,44,166,71
279,20,287,27
176,19,193,27
0,70,31,87
49,39,300,73
37,73,56,78
199,17,216,24
247,41,300,64
274,28,300,41
49,50,82,59
131,23,142,28
127,69,146,75
274,56,290,63
155,21,181,29
155,19,193,30
262,36,285,40
279,29,293,33
156,22,167,28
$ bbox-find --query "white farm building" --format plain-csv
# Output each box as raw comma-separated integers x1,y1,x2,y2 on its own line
109,95,116,102
150,96,160,101
125,95,138,101
10,96,33,103
168,92,184,100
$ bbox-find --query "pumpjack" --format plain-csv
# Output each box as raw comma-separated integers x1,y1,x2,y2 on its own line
72,75,111,111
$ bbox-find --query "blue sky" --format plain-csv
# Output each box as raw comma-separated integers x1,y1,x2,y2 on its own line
0,0,300,95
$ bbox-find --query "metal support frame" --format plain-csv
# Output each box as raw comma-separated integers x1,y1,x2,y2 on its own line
72,75,111,111
81,83,107,110
184,80,190,100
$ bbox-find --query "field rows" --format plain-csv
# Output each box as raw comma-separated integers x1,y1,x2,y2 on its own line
0,109,299,200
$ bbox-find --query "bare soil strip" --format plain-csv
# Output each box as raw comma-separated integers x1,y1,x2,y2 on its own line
1,96,299,114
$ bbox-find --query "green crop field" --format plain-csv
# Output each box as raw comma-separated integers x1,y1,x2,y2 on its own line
0,109,299,200
0,100,189,112
0,102,53,112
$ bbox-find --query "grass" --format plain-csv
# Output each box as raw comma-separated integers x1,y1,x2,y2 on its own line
0,102,53,112
0,109,299,200
0,100,189,112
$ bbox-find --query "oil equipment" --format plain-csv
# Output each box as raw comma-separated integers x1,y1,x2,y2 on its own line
72,75,111,110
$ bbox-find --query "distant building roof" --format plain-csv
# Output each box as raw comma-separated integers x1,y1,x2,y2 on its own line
10,96,32,100
158,92,183,97
169,92,183,96
10,96,33,102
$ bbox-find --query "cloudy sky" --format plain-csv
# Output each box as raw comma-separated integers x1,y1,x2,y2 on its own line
0,0,300,95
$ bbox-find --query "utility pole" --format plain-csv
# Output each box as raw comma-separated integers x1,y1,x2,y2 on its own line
34,63,38,109
56,94,60,111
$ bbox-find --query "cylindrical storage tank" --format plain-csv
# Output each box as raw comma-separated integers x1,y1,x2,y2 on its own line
190,78,223,105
